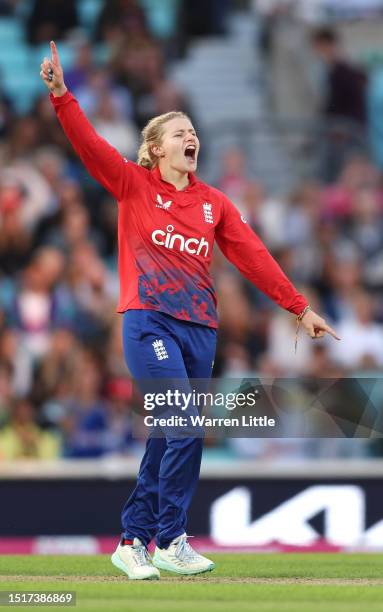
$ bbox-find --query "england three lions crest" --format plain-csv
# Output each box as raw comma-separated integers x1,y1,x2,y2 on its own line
203,203,213,224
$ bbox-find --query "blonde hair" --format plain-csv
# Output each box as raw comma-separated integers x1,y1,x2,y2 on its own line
137,111,191,169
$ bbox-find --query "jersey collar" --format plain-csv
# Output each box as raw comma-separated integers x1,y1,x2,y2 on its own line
151,165,197,191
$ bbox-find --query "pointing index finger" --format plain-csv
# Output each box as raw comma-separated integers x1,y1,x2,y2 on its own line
324,324,341,341
50,40,59,66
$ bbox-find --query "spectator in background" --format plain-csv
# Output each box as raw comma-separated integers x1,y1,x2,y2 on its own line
33,178,90,252
30,96,73,153
0,179,33,276
321,244,363,322
215,271,265,372
0,328,33,397
65,41,95,92
26,0,78,45
104,377,135,455
305,344,344,379
0,361,13,425
110,39,162,102
236,181,266,230
95,191,119,259
0,247,76,359
216,273,254,341
3,115,39,161
0,396,61,460
311,26,367,125
104,317,127,378
148,79,192,124
65,240,117,342
253,185,288,250
109,39,188,129
0,166,53,231
95,0,148,43
347,186,383,262
32,146,67,219
216,147,251,212
283,183,323,285
74,67,134,121
285,183,321,249
311,27,368,181
215,149,288,247
321,155,380,221
44,201,104,255
220,342,253,377
328,289,383,369
92,92,138,159
55,179,87,210
32,328,79,406
34,146,67,190
60,351,109,458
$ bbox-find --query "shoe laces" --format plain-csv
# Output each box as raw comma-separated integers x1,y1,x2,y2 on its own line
132,543,151,567
175,535,200,563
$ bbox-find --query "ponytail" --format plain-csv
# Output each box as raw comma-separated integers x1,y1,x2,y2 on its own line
137,141,153,170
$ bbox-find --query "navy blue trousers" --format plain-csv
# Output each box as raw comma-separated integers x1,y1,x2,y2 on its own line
121,310,217,549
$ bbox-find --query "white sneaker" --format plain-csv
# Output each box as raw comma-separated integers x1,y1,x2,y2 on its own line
111,537,160,580
153,533,215,575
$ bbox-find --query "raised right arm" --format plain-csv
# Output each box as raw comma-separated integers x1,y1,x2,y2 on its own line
41,41,129,201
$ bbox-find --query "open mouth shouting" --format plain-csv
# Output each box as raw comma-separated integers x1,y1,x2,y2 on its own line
184,144,197,164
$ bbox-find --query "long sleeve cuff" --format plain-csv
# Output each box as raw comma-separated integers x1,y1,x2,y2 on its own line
288,297,309,316
49,90,73,107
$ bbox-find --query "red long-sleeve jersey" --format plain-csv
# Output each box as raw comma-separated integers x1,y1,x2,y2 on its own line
51,91,308,328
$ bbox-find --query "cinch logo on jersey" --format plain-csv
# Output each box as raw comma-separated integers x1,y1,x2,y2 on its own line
203,203,213,224
151,225,209,258
152,339,168,360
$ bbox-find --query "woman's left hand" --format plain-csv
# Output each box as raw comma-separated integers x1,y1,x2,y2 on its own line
300,309,340,341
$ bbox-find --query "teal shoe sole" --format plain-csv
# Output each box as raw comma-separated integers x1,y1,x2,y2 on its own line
111,552,160,580
153,557,215,575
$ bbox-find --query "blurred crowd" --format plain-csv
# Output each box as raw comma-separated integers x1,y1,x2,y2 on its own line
0,0,383,461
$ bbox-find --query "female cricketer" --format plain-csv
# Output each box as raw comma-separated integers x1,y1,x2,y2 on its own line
41,42,339,580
